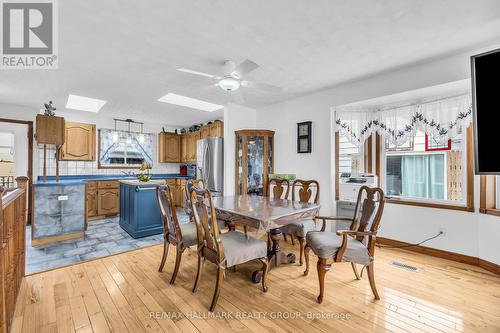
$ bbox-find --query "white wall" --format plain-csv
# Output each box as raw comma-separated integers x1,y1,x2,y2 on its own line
256,41,500,263
223,103,256,196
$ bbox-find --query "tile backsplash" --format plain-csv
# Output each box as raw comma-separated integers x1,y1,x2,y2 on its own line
37,145,180,177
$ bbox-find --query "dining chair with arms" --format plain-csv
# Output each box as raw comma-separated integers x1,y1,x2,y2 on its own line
280,179,320,265
304,186,385,303
190,187,269,311
156,184,199,284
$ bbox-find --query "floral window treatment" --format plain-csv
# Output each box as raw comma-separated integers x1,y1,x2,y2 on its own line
333,94,472,147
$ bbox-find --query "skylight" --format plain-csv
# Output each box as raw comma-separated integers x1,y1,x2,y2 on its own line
66,94,107,113
157,93,223,112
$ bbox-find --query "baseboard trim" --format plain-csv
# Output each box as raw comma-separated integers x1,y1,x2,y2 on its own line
376,237,500,276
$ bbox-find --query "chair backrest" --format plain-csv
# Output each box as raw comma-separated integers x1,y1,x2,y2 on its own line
190,187,224,263
292,179,320,204
350,186,385,243
156,185,182,242
267,178,290,200
184,179,206,215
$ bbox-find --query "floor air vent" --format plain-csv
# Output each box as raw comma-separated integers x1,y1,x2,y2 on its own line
390,261,420,272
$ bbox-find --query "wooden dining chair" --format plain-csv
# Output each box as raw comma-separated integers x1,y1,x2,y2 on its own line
304,186,385,303
184,179,206,219
156,184,199,284
280,179,320,265
190,187,269,312
267,178,290,200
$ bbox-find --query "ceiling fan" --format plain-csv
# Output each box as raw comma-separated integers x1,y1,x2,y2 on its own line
176,59,283,99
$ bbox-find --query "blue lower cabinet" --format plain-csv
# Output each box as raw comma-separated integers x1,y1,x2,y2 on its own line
119,182,164,238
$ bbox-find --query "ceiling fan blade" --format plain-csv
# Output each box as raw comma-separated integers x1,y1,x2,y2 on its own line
232,59,259,78
176,68,221,80
230,89,245,105
241,80,283,93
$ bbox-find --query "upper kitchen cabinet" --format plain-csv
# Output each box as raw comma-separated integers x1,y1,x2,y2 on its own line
59,121,96,161
35,114,65,145
181,131,200,163
209,120,224,137
158,132,180,163
235,129,275,196
200,120,224,139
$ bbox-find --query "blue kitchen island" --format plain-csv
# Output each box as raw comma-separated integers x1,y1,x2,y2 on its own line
119,179,165,238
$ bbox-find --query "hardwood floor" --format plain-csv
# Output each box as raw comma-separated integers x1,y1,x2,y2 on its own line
11,241,500,333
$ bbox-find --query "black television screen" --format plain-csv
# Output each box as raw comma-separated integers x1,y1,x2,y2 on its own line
471,48,500,174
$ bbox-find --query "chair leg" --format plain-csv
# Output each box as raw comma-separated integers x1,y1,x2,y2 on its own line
259,257,269,292
290,234,295,246
297,236,305,266
158,240,169,272
303,244,311,276
209,267,225,312
169,249,182,285
367,263,380,300
351,262,361,280
283,233,288,243
192,255,203,293
316,258,331,304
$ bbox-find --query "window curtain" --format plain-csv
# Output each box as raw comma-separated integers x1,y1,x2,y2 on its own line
333,94,472,147
401,154,445,200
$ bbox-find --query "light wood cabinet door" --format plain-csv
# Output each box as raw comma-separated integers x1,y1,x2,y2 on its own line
97,189,120,216
59,121,96,161
181,134,188,163
190,131,200,162
36,114,65,145
86,189,97,218
159,132,181,163
209,121,223,137
201,126,210,139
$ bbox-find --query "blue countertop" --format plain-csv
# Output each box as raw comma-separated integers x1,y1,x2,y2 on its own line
34,174,195,186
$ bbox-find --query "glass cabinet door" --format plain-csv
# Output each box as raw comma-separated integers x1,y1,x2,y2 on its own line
235,130,275,196
247,136,265,195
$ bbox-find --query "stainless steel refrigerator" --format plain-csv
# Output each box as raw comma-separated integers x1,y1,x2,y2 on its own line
196,137,224,196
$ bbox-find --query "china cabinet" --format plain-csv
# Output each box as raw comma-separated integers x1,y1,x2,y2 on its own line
235,129,274,196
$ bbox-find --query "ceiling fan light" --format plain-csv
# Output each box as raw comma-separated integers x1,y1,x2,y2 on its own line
218,78,240,91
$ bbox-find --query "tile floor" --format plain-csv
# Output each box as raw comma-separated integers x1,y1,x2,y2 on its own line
26,212,189,274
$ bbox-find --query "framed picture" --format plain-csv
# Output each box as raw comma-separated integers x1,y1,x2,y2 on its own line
297,121,312,153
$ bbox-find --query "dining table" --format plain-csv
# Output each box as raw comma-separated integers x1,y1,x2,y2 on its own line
212,195,320,283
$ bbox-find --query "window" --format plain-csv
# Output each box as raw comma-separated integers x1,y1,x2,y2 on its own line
335,132,370,200
338,133,361,175
98,129,154,168
383,126,474,211
0,132,15,187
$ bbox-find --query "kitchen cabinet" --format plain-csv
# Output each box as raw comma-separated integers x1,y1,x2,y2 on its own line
35,114,65,145
86,183,98,218
166,179,185,207
59,121,96,161
158,132,181,163
235,129,275,196
86,180,120,220
97,188,120,216
181,131,200,163
209,120,224,137
201,126,210,139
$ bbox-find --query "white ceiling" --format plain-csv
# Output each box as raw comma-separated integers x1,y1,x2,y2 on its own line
1,0,500,127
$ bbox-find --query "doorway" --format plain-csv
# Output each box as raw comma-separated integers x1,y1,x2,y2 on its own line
0,118,33,225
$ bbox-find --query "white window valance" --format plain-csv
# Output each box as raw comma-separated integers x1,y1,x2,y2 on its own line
333,94,472,147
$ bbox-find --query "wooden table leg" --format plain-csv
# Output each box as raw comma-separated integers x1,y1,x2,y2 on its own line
251,228,296,283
